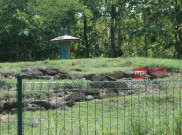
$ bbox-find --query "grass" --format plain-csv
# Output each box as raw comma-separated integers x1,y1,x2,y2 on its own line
0,57,182,134
0,80,182,135
0,57,182,84
0,57,182,75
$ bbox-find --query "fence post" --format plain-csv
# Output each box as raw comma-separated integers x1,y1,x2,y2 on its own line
17,75,23,135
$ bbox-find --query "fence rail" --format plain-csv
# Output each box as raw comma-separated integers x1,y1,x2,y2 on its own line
0,78,182,135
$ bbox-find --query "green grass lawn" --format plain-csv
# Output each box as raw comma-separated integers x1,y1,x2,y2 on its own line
1,57,182,84
0,57,182,75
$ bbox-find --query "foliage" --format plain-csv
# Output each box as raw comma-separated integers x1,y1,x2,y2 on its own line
0,0,182,61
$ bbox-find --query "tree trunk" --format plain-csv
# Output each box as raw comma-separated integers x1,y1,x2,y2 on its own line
174,0,182,58
84,15,89,57
117,8,124,57
110,4,117,57
16,36,19,61
143,7,148,57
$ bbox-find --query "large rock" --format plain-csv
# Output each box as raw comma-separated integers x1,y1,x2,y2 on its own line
19,68,43,79
30,100,61,110
3,101,17,110
3,101,28,110
19,67,69,80
37,66,67,76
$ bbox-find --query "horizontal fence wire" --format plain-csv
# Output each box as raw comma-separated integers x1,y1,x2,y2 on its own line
0,80,182,135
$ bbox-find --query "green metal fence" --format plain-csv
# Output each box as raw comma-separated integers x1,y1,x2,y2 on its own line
0,78,182,135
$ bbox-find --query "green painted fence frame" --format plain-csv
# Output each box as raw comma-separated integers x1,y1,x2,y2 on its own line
17,75,23,135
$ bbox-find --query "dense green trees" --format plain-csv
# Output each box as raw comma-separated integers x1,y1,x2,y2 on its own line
0,0,182,62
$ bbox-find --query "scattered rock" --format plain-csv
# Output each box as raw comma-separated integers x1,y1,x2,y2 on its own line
98,90,117,99
2,73,15,78
90,82,128,90
37,66,67,76
149,73,168,79
11,108,17,114
64,92,86,102
11,105,43,114
74,69,82,71
18,66,71,80
44,76,52,80
91,75,107,81
31,104,39,107
3,101,17,110
107,71,124,79
105,76,116,81
82,89,100,96
0,81,12,90
89,81,108,89
3,101,28,111
123,71,134,78
0,103,4,112
53,75,60,80
25,107,45,112
28,120,39,127
69,68,82,72
0,72,15,79
66,100,75,107
83,74,95,81
30,101,53,110
124,61,133,67
58,74,72,80
115,82,129,89
71,75,83,80
84,72,124,81
117,90,136,96
85,95,94,101
19,68,43,79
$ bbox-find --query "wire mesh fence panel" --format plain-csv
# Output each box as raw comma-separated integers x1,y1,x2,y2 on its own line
0,82,18,135
19,80,182,135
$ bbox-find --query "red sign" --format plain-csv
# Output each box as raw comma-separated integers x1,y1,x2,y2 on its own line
134,68,145,78
146,68,167,73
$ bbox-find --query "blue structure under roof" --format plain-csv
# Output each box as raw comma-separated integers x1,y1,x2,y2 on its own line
50,30,79,59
